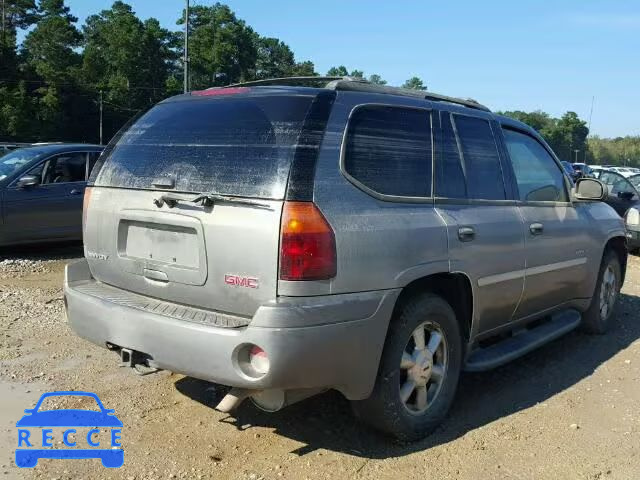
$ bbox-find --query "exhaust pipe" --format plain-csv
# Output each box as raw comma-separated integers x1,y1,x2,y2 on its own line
215,388,326,414
251,388,326,412
215,388,254,413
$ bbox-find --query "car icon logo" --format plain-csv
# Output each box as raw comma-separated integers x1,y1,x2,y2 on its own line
15,391,123,468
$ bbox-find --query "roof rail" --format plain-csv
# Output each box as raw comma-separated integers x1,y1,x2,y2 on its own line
225,76,360,88
222,76,490,112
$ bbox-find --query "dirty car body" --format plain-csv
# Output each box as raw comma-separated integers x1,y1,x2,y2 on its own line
65,78,627,440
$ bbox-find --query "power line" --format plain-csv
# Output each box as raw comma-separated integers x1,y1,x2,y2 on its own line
0,78,170,92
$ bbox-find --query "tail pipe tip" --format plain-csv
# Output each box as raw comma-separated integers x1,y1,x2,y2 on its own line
215,388,255,413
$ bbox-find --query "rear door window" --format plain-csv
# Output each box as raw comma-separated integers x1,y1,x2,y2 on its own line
453,115,506,200
342,105,432,197
435,112,467,198
93,95,315,199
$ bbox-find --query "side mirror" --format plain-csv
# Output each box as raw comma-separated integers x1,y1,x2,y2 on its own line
574,178,606,201
16,175,39,189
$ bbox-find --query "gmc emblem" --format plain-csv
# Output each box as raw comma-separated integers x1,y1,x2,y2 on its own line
224,274,259,289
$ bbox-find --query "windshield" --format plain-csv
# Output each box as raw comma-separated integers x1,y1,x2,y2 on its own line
629,175,640,189
93,94,316,199
0,148,42,181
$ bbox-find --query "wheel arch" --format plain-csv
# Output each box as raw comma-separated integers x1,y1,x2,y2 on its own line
604,235,627,285
392,272,474,343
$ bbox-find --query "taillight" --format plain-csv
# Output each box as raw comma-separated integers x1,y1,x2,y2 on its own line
82,187,92,237
279,201,336,281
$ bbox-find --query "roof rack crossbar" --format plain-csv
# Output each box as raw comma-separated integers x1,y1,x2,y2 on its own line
216,76,490,112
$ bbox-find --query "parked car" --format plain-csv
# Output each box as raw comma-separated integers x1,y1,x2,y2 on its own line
65,77,626,441
572,162,592,178
0,144,103,246
609,166,636,178
589,165,609,178
561,161,579,182
599,171,640,252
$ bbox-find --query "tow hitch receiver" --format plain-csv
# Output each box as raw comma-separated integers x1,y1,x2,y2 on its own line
119,347,161,376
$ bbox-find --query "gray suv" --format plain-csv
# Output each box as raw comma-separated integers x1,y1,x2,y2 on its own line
65,77,627,440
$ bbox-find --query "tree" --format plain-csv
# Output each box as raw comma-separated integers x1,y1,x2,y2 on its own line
544,112,589,161
289,60,316,76
254,36,295,79
82,1,177,140
20,0,83,140
368,74,387,85
0,0,38,77
402,76,427,90
327,65,348,77
498,110,553,133
177,3,257,89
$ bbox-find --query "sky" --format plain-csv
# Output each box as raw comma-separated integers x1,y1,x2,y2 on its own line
60,0,640,138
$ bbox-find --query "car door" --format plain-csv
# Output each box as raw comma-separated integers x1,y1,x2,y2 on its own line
500,127,591,319
599,171,638,216
3,152,89,243
434,111,525,337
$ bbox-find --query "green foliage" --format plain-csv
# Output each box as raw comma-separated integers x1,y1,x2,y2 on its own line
587,136,640,167
326,67,386,84
402,76,427,90
498,109,590,163
368,74,387,85
0,0,629,153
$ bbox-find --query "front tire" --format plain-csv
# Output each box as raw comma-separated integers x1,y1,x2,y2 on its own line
582,249,621,334
352,293,462,441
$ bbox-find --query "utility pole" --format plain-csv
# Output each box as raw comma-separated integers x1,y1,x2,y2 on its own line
574,149,579,163
184,0,189,93
99,90,103,145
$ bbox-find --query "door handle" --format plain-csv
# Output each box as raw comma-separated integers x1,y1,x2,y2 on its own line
69,189,84,195
458,226,476,242
529,223,544,235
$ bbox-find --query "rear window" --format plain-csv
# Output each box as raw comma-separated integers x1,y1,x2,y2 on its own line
93,94,315,199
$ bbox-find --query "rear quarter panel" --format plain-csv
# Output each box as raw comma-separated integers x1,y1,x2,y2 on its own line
279,92,449,297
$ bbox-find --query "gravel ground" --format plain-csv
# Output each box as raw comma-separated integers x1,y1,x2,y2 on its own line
1,246,639,479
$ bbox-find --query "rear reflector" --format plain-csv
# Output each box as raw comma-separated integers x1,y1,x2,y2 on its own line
249,346,270,375
279,202,336,281
191,87,250,97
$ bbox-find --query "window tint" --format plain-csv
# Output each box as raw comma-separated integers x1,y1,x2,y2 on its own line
88,151,101,177
42,153,88,184
453,115,505,200
435,112,467,198
343,105,432,197
94,95,315,199
503,129,568,202
600,172,635,196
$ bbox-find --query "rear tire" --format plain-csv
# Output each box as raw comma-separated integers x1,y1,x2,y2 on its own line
582,249,621,334
351,293,462,441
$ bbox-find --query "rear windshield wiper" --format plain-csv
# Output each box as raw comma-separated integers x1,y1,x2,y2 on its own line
153,192,272,210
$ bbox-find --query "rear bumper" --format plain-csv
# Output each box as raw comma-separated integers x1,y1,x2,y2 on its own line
64,259,399,400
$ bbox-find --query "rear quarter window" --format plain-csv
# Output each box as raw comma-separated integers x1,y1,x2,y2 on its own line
342,105,432,198
93,95,315,199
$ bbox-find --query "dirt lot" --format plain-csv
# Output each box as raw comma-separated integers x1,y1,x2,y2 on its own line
1,244,639,480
